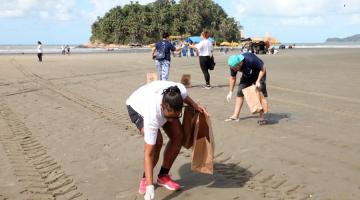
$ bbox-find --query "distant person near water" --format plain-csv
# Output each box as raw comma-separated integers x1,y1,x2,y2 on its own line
225,53,269,125
65,45,71,55
126,81,208,200
151,32,182,80
189,30,214,89
61,45,66,55
37,41,43,62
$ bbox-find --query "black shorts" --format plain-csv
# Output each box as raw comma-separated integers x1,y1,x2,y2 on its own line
236,80,268,97
127,105,143,130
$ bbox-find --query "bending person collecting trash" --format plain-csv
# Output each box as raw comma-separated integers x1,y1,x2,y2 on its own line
126,80,208,200
225,53,268,125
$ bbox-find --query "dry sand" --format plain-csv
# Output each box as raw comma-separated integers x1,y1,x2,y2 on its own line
0,48,359,200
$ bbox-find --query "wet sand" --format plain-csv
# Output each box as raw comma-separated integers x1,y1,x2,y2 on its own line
0,48,359,200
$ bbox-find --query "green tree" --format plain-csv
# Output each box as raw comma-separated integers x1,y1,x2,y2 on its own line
90,0,241,44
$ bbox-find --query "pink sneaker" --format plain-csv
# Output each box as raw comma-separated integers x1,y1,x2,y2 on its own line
138,178,146,194
157,175,181,191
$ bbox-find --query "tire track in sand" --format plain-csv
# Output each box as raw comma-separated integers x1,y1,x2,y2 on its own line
0,100,86,200
10,59,135,133
178,150,313,200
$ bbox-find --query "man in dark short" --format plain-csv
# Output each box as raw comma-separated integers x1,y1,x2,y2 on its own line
225,53,269,125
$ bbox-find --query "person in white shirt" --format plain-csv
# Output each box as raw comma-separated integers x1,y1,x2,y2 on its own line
190,30,214,89
37,41,43,62
126,80,208,200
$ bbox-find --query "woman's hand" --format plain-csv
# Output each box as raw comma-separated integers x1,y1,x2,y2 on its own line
194,102,210,117
184,96,210,116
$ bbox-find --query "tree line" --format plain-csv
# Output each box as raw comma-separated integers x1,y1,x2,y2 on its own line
90,0,242,45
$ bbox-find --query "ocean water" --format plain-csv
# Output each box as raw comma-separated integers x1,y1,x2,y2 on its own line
1,43,360,55
284,42,360,49
0,44,150,55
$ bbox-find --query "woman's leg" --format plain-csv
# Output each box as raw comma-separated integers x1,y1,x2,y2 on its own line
155,60,162,80
162,60,170,81
199,56,210,85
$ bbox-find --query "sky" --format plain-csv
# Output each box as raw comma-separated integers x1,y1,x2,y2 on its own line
0,0,359,44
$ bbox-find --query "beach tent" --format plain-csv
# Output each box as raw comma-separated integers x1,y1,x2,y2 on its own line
220,42,231,46
220,41,239,46
251,37,280,44
186,36,215,43
169,34,190,41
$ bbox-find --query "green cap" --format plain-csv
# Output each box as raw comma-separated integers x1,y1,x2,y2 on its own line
228,55,244,68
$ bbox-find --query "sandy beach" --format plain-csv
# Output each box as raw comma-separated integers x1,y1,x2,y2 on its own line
0,48,359,200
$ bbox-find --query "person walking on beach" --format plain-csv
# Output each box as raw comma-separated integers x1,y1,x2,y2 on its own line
225,53,268,125
189,30,214,89
65,45,71,55
151,33,181,80
126,80,208,200
37,41,43,62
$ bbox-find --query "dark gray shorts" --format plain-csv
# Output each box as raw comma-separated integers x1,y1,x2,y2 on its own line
237,80,268,97
127,105,143,130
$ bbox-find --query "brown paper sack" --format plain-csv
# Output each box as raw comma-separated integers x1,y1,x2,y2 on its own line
180,74,192,88
242,85,263,114
182,106,199,149
191,113,215,174
146,72,157,83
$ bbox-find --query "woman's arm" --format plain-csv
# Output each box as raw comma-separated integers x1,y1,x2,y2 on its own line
184,96,209,116
144,143,155,186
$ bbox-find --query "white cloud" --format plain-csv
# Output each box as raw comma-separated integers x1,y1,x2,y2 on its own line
87,0,154,21
39,11,49,19
281,16,323,26
348,14,360,25
0,0,75,21
231,0,360,27
0,0,37,17
52,0,75,21
231,0,335,17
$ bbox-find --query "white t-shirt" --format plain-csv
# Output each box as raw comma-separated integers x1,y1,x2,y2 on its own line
195,39,213,56
37,45,43,53
126,81,188,145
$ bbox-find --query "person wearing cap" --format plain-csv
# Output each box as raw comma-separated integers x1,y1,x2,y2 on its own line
225,52,268,125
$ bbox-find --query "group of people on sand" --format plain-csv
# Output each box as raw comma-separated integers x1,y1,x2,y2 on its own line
61,45,71,55
127,30,268,199
35,42,72,62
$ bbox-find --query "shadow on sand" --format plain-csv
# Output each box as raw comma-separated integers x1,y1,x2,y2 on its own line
238,112,290,125
264,113,290,125
161,162,253,200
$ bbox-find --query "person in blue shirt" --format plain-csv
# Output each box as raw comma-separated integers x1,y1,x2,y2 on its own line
151,33,182,80
225,53,268,125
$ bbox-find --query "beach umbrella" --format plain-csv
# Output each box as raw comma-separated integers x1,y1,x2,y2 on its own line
187,36,215,44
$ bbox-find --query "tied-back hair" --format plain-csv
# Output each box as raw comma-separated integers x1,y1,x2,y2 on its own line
162,86,183,112
202,30,211,39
